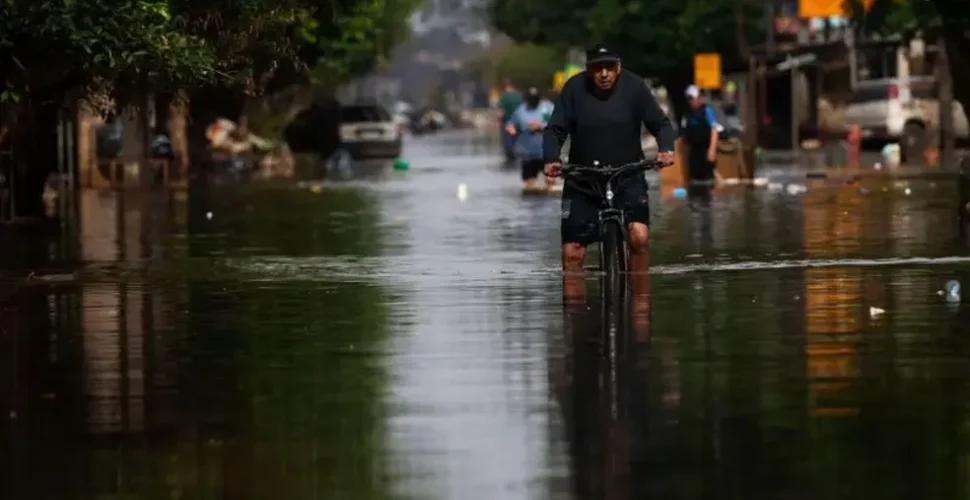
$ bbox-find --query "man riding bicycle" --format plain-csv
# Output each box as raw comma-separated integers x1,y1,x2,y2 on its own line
543,43,676,301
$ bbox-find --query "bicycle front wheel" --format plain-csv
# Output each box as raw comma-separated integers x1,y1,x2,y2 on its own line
600,220,629,307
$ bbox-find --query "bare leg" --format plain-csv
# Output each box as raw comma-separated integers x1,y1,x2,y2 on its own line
562,242,587,305
627,222,650,294
627,222,651,340
544,174,557,191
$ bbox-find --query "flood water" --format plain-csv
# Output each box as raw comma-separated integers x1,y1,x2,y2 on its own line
4,130,970,499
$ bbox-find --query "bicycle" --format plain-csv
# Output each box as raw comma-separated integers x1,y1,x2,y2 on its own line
560,158,664,306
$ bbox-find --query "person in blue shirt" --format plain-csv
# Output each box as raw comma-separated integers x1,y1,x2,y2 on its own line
681,85,721,184
506,87,554,191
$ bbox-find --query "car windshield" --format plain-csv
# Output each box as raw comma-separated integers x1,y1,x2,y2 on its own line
342,105,390,122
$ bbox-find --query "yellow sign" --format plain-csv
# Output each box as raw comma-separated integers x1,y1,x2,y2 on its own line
553,71,566,91
799,0,845,17
693,53,721,90
798,0,872,18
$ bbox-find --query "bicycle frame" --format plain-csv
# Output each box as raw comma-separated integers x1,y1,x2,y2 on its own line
597,182,628,276
562,160,660,274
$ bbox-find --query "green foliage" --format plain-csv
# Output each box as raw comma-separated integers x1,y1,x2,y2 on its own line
304,0,422,87
490,0,764,78
491,0,597,48
472,43,566,91
850,0,970,37
848,0,936,35
1,0,217,99
0,0,419,109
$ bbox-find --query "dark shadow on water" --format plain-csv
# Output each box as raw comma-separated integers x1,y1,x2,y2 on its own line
315,157,395,182
556,287,660,500
1,182,394,499
557,246,970,499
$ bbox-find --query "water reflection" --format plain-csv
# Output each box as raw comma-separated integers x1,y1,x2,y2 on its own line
559,302,636,499
3,131,970,499
2,179,394,499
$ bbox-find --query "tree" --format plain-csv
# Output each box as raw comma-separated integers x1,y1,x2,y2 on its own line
0,0,313,216
931,2,970,130
469,43,566,92
305,0,423,88
490,0,596,49
490,0,764,116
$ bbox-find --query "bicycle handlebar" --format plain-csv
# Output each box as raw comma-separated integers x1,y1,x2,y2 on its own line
561,158,664,178
555,159,666,201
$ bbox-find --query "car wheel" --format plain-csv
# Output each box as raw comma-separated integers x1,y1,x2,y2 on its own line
901,122,926,162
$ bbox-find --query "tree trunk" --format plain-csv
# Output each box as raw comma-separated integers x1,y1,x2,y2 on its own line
932,3,970,129
11,99,59,219
941,33,970,132
162,92,190,175
734,0,751,62
659,70,694,127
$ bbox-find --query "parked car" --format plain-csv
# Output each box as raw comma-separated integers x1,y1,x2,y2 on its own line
842,76,969,156
339,104,403,159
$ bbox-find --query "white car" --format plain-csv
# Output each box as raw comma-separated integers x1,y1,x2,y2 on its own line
843,76,968,153
339,104,403,159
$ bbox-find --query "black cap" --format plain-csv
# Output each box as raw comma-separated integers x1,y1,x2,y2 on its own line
586,43,620,64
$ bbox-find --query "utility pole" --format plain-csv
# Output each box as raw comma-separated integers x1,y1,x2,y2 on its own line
937,39,954,168
846,29,858,90
765,0,775,55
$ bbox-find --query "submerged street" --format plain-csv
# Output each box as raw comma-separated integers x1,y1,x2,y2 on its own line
3,130,970,499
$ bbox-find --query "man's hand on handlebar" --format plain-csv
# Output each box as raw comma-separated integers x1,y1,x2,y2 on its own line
544,162,562,178
657,151,675,166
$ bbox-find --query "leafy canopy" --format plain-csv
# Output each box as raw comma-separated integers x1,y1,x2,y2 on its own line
489,0,764,78
0,0,420,104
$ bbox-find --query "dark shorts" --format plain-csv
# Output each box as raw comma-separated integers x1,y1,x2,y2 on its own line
501,130,516,158
560,177,650,246
687,149,716,182
521,158,544,180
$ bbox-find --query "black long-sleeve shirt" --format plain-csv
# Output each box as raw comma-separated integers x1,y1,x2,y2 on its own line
542,70,676,167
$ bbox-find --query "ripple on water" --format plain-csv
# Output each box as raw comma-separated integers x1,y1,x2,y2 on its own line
226,254,970,282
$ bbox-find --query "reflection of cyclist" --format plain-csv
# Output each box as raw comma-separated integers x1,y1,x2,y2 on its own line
542,43,676,301
505,87,554,191
553,283,652,499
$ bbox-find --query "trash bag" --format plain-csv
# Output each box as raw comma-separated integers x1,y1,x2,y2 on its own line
284,96,340,160
149,134,175,159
